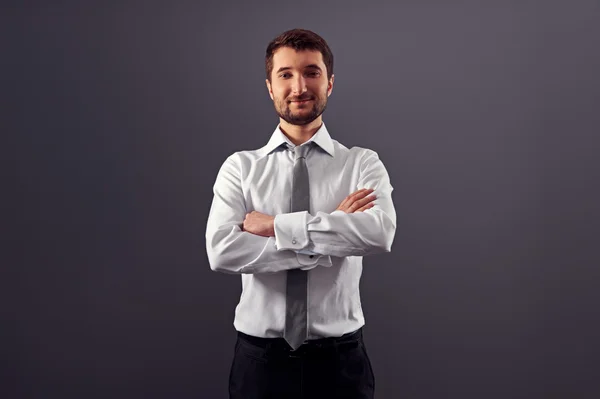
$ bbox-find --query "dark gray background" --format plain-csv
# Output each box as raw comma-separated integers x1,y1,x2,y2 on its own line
3,1,600,398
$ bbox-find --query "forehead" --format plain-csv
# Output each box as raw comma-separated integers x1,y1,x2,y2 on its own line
272,47,325,69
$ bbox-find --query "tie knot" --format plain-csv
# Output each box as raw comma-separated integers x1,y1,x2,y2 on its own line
293,142,312,160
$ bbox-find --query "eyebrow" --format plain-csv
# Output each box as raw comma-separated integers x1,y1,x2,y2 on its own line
276,64,323,74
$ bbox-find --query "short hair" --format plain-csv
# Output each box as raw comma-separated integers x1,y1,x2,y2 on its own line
265,28,334,82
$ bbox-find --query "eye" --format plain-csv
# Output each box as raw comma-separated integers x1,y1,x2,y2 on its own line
279,73,291,79
307,71,320,77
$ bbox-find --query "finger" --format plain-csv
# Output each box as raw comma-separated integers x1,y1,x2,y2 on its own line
351,202,374,213
356,188,375,198
354,188,372,195
338,189,374,212
357,194,377,207
340,189,366,209
342,189,364,207
355,202,375,212
337,195,351,209
348,200,364,213
349,194,376,211
349,188,373,203
353,188,369,194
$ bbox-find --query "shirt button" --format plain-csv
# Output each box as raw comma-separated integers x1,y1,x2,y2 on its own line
309,255,314,259
292,239,297,244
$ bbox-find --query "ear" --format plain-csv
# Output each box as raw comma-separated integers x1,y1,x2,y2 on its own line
327,74,335,97
265,79,274,100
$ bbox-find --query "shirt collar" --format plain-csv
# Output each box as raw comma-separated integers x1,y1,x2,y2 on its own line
256,122,336,159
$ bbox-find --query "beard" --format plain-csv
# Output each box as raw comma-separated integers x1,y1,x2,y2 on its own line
273,92,328,126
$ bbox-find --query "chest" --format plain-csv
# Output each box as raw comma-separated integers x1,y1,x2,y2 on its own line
243,151,359,216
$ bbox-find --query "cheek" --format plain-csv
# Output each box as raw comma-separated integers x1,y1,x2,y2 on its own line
275,89,290,101
311,83,328,96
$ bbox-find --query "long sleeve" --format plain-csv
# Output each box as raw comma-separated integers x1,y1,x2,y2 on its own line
274,149,397,258
205,154,333,274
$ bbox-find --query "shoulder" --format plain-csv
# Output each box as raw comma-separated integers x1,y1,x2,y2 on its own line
328,138,386,167
215,147,267,180
329,139,379,158
218,148,259,166
345,146,392,181
347,145,384,164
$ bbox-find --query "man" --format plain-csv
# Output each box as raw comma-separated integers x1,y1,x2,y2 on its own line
205,28,396,399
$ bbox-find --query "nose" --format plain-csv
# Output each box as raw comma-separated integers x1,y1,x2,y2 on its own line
291,75,307,95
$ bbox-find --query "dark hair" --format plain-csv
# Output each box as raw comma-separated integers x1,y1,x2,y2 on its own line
265,28,334,82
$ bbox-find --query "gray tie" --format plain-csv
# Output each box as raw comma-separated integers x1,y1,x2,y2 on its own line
283,143,312,350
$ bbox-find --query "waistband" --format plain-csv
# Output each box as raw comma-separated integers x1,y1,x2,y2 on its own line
237,328,363,352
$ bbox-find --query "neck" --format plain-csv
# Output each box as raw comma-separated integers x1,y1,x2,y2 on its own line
279,117,323,146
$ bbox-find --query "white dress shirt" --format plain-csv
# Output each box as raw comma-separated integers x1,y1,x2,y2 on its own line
205,122,397,339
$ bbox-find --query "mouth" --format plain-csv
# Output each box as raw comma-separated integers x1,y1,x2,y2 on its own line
290,99,313,104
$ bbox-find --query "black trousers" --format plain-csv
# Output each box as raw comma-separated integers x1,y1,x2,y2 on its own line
228,327,375,399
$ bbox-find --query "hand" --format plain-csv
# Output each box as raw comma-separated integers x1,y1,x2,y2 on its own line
242,211,275,237
335,188,377,213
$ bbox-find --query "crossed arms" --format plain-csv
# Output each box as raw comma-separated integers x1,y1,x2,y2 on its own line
205,150,397,274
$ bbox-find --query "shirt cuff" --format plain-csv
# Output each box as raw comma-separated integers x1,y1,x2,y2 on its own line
299,253,333,270
274,211,309,251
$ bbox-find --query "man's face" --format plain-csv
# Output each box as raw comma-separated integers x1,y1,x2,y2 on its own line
266,47,334,126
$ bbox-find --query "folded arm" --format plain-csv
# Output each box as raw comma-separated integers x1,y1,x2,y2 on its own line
205,154,332,274
274,149,397,258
